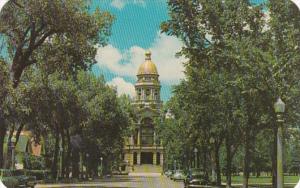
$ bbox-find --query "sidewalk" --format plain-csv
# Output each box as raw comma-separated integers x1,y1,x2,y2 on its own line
129,172,161,177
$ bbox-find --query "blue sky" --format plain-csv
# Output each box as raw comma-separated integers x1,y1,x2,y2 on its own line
91,0,185,101
0,0,271,102
91,0,268,101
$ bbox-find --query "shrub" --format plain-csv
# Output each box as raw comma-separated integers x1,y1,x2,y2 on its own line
2,177,19,188
23,154,45,170
0,169,13,177
24,170,51,180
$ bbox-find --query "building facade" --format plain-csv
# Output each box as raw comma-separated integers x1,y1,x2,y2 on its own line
123,51,163,172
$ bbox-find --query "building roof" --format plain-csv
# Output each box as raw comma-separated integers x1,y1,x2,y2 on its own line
137,51,158,75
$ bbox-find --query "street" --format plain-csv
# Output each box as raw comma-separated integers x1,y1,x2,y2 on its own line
36,175,184,188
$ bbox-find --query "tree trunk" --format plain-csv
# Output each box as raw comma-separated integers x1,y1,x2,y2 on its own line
215,145,222,186
256,170,260,178
15,124,24,144
243,130,250,188
5,125,15,168
60,128,65,178
203,144,209,179
0,118,6,168
65,129,71,178
51,130,59,178
226,137,232,188
272,127,277,188
72,149,80,178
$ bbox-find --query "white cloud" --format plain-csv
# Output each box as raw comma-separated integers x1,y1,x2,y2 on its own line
0,0,9,11
108,77,136,97
96,32,186,83
111,0,145,10
111,0,125,9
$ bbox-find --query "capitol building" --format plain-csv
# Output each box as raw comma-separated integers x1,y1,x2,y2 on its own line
123,51,164,173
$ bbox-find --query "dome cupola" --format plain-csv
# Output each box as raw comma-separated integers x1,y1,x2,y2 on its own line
137,51,158,75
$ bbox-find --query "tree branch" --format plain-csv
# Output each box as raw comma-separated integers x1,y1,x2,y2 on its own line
33,30,55,50
11,0,24,9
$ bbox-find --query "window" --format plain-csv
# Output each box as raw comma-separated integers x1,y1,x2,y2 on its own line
137,88,141,99
146,89,150,98
154,90,158,100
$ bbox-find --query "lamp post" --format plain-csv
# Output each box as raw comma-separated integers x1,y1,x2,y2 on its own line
100,157,103,176
210,137,216,183
183,154,187,170
86,153,90,178
11,136,16,170
194,148,198,168
174,160,177,171
58,146,63,180
274,97,285,188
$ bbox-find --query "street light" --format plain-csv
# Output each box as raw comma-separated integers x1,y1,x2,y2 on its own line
86,153,90,178
56,146,63,180
194,148,198,168
11,136,16,170
183,154,187,170
100,157,103,176
174,160,177,171
209,137,216,183
274,97,285,188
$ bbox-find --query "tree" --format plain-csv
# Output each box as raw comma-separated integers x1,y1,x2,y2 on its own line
0,0,114,167
0,0,113,87
0,59,11,167
161,0,300,187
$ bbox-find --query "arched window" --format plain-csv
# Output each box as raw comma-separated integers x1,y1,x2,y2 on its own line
154,89,158,100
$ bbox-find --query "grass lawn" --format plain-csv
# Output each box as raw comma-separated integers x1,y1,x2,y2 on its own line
221,175,299,185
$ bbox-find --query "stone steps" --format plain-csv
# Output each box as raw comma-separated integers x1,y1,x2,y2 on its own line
132,164,162,173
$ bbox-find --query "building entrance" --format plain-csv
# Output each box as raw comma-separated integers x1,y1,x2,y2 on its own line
141,152,153,164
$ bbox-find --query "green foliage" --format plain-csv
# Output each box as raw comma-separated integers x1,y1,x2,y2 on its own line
24,155,45,170
0,0,114,86
24,169,50,180
155,95,190,168
12,69,130,178
161,0,300,186
0,0,115,171
2,176,19,188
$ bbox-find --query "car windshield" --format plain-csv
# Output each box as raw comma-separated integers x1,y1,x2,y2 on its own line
191,174,203,179
189,169,203,175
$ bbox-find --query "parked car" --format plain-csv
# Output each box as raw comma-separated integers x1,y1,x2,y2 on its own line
171,170,186,181
184,169,209,188
164,170,173,177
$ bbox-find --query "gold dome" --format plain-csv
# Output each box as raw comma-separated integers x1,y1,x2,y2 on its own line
137,51,158,75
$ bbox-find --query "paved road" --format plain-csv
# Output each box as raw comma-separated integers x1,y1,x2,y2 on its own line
36,175,184,188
